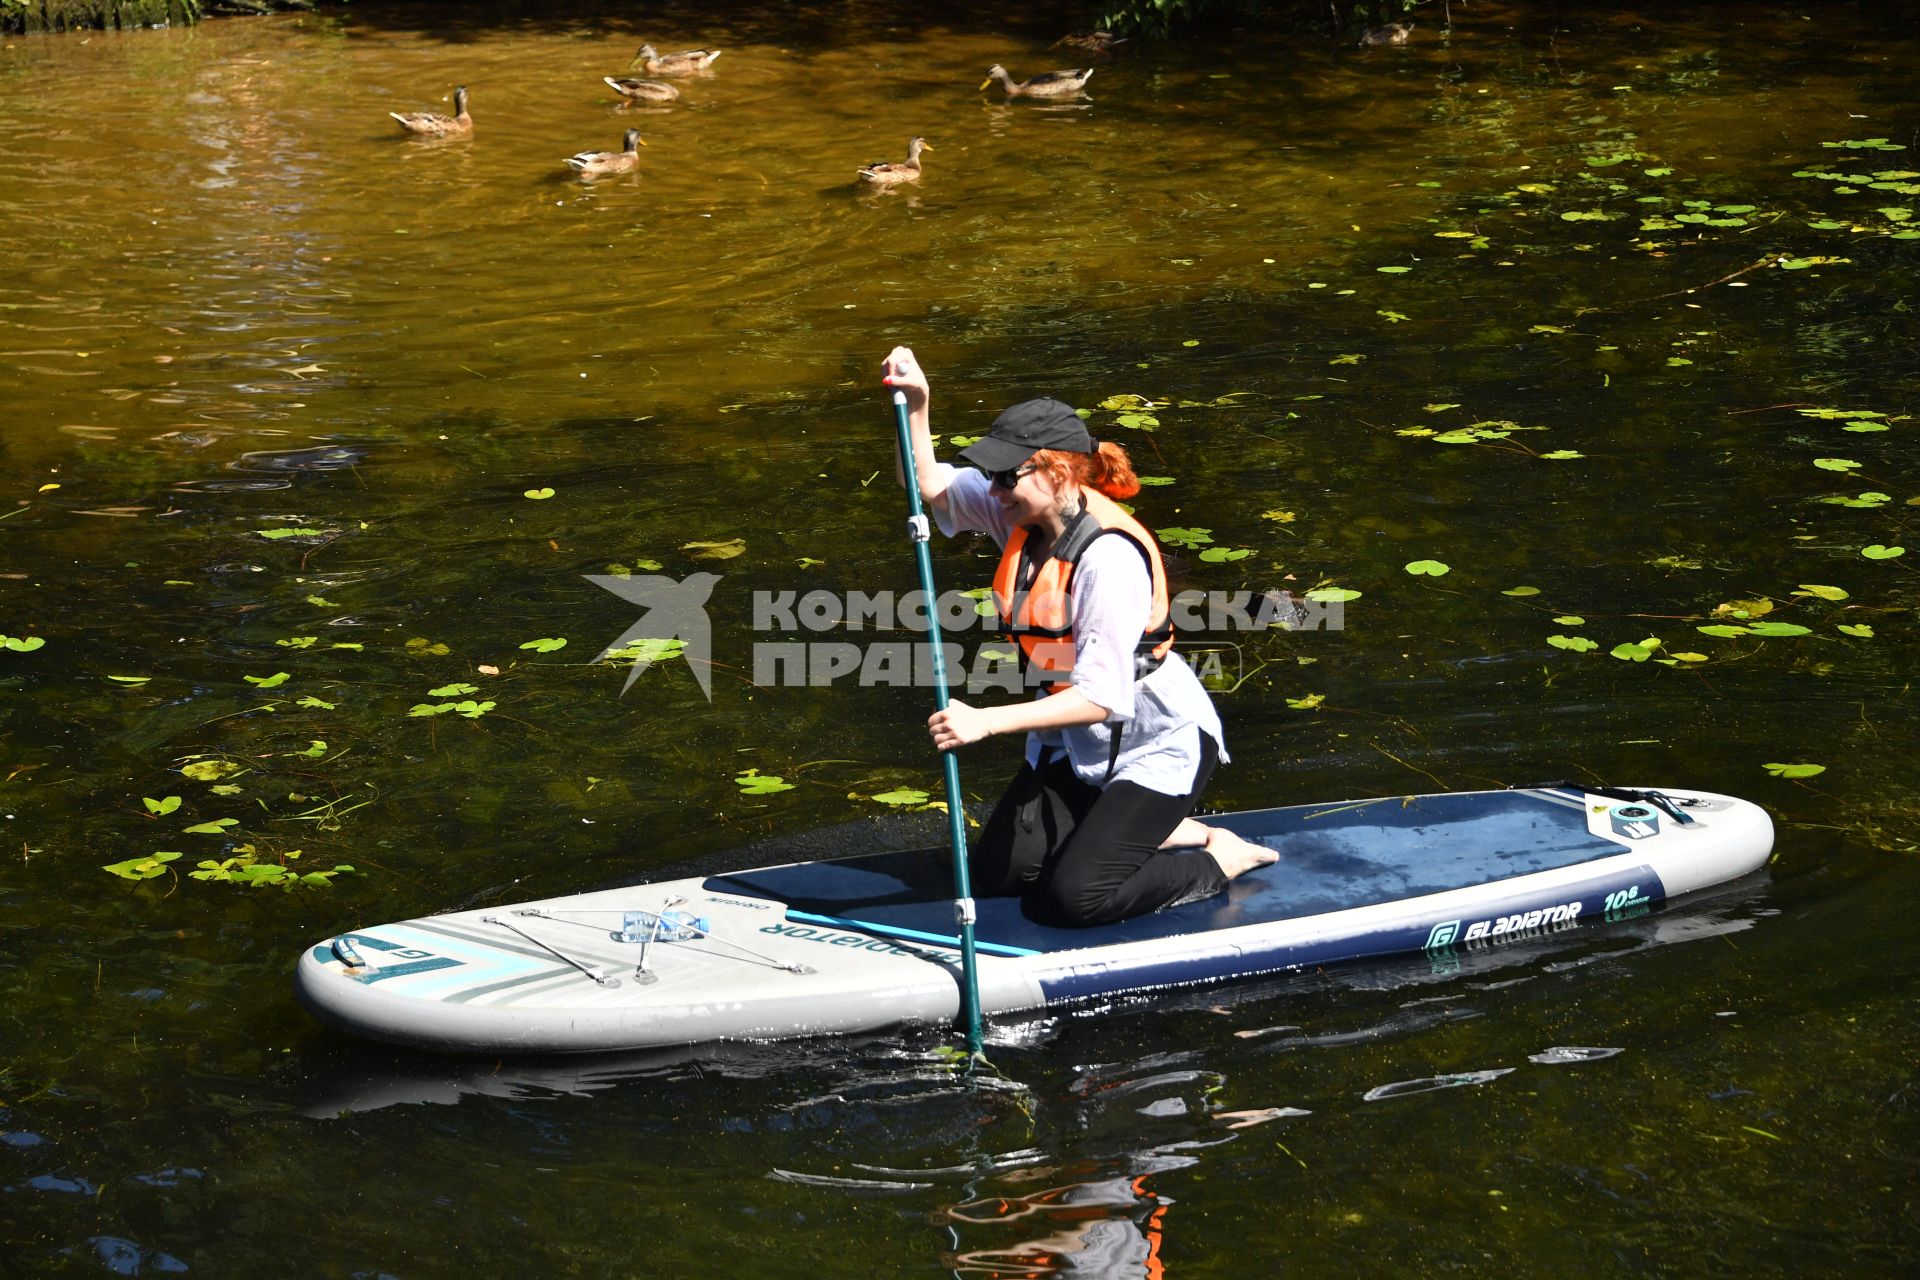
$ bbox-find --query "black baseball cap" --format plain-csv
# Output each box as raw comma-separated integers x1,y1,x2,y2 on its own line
957,397,1099,471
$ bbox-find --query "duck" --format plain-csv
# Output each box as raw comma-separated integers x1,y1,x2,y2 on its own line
630,44,722,76
1359,22,1415,46
1050,30,1127,59
858,136,930,187
389,85,472,137
981,64,1093,98
603,75,680,103
565,128,645,180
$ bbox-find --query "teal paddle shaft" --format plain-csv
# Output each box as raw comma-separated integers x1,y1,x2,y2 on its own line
890,389,986,1057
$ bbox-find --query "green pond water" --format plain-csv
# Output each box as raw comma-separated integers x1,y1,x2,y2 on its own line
2,0,1917,1273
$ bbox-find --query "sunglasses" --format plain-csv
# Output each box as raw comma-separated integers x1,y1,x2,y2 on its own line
987,463,1039,491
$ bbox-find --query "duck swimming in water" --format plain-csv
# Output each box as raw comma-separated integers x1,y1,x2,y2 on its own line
565,128,645,180
630,44,722,76
858,136,931,187
603,75,680,103
980,64,1093,98
389,85,472,137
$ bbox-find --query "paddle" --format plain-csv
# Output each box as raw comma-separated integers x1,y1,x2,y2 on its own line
889,389,987,1060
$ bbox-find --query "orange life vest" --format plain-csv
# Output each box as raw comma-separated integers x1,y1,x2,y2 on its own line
990,491,1175,695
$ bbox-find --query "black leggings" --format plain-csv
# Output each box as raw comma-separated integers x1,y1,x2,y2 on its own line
969,733,1226,927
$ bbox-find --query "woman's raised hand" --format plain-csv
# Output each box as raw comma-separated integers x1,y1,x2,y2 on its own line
881,346,930,415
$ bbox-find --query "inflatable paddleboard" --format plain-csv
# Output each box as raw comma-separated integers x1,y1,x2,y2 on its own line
293,786,1773,1055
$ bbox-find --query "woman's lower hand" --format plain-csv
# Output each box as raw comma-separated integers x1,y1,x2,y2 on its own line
928,699,991,750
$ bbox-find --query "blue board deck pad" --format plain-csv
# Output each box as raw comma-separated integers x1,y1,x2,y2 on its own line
294,788,1774,1054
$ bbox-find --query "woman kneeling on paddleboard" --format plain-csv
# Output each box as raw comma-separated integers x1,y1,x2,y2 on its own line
883,346,1276,927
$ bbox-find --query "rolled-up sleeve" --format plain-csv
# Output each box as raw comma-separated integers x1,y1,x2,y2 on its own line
931,466,1010,543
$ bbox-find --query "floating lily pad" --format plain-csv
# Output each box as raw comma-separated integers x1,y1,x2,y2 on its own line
102,852,181,881
1403,560,1450,576
1610,637,1662,662
1763,762,1826,778
1862,544,1905,559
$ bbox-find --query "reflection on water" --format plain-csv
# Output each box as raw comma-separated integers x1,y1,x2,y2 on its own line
947,1174,1173,1278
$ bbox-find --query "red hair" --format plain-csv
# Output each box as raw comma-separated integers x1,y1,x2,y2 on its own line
1031,441,1140,500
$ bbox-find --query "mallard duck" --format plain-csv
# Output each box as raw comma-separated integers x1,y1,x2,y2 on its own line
389,85,472,137
858,136,930,187
603,75,680,103
981,64,1093,98
1050,30,1127,59
1359,22,1415,46
630,44,722,76
565,128,645,180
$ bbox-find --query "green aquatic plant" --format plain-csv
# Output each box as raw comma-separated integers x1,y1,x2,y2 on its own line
1610,637,1663,661
1861,545,1905,559
408,700,495,719
142,796,181,816
178,757,242,783
1764,762,1827,778
101,852,181,881
1404,560,1450,576
1157,527,1214,549
735,769,794,795
190,847,355,890
1,635,45,652
519,637,567,653
523,488,555,500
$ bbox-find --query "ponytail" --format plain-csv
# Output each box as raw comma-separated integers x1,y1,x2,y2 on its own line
1033,441,1141,501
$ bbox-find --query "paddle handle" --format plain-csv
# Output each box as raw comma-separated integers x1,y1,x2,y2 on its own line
890,389,985,1057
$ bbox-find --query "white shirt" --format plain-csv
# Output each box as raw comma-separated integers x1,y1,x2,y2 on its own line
933,464,1228,796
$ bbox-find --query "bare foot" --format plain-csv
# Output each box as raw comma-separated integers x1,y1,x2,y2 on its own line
1204,827,1278,880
